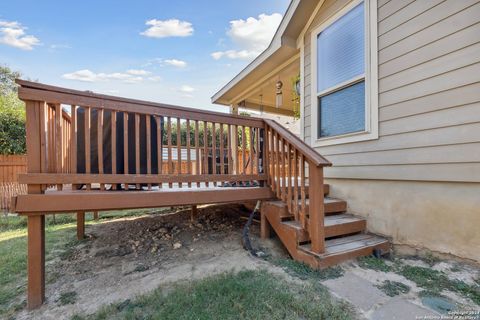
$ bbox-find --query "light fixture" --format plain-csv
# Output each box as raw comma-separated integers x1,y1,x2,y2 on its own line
275,80,283,108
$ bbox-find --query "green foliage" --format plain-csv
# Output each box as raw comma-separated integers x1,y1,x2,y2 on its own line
357,256,393,272
400,265,480,305
268,257,344,281
76,270,354,320
0,66,26,155
376,280,410,297
57,291,77,305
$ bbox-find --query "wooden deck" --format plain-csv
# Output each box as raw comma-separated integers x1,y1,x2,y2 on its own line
14,80,388,309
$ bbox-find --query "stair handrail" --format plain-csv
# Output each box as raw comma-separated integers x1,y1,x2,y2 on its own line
264,119,331,254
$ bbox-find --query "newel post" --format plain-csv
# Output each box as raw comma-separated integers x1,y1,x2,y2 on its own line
24,100,47,309
308,163,325,254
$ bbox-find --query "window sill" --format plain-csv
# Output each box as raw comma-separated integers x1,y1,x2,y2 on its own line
312,129,378,147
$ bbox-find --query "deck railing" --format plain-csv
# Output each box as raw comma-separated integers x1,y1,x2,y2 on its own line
264,119,331,253
16,79,331,252
17,80,266,191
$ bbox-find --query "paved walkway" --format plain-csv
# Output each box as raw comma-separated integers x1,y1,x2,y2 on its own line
323,271,440,320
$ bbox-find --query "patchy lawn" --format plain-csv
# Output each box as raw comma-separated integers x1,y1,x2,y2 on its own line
0,208,168,318
73,270,354,320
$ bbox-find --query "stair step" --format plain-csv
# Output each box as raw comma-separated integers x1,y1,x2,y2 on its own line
276,198,347,219
298,234,390,267
281,214,366,242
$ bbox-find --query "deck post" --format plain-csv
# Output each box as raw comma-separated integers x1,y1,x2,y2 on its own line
191,205,197,222
27,215,45,309
260,210,271,239
93,211,99,220
308,164,325,254
77,211,85,240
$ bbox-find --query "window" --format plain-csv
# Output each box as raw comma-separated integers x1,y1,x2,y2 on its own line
310,0,378,146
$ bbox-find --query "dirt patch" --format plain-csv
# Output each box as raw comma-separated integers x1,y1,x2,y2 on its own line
16,204,286,320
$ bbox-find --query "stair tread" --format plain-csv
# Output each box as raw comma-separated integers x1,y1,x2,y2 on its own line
299,234,388,258
282,214,364,229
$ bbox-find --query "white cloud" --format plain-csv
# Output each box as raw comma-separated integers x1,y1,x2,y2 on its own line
211,13,282,60
62,69,160,84
0,20,41,50
164,59,187,68
126,69,151,76
141,19,193,38
179,85,195,93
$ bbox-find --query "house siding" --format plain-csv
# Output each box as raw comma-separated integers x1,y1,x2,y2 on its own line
303,0,480,183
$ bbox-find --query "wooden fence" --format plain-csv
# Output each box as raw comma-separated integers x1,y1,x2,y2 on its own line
0,154,27,213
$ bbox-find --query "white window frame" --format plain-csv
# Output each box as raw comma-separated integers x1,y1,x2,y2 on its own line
310,0,378,147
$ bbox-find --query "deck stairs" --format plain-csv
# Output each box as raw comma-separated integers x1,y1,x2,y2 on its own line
261,183,390,268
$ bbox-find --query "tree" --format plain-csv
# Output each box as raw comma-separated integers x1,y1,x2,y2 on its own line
0,66,26,155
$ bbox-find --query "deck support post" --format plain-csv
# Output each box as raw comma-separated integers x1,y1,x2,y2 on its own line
260,210,271,239
308,164,325,254
77,211,85,240
191,205,197,222
93,211,99,221
27,215,45,309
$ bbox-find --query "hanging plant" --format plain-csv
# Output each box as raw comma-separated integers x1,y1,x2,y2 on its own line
291,74,301,120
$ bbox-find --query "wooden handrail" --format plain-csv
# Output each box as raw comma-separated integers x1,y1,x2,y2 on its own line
264,120,328,254
264,119,331,167
17,79,264,128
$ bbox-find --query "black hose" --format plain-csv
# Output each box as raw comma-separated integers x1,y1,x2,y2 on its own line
242,201,262,257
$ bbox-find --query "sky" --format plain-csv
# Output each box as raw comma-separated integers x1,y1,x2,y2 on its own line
0,0,290,112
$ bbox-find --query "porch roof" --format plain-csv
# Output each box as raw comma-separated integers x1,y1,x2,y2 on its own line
211,0,319,116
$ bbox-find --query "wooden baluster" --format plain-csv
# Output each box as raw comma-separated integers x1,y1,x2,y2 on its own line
275,133,280,198
309,164,325,254
146,115,152,190
135,114,140,190
55,104,63,190
123,113,129,190
281,138,286,201
167,117,173,188
234,124,239,176
300,155,306,228
177,118,182,188
111,111,117,190
186,119,191,188
265,127,271,188
256,128,260,175
227,124,232,175
212,122,216,186
203,121,208,187
195,120,200,187
85,107,91,191
156,116,163,188
249,127,254,175
97,109,104,191
293,148,299,221
39,103,47,191
220,123,224,179
287,143,292,213
241,126,246,175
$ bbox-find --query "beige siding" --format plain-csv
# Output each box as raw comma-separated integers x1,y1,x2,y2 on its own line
303,0,480,182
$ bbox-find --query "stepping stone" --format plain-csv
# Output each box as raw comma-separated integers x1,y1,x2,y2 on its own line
324,273,389,312
371,297,439,320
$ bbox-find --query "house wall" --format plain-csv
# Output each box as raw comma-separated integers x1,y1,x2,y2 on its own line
302,0,480,260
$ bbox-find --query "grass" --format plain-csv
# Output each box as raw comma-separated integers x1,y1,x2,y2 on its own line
57,291,77,306
0,208,170,317
73,270,355,320
376,280,410,297
400,265,480,305
357,256,393,272
268,257,344,281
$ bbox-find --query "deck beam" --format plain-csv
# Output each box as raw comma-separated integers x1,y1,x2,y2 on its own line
15,187,275,214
